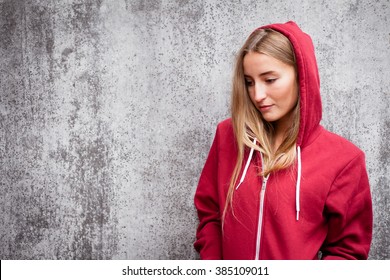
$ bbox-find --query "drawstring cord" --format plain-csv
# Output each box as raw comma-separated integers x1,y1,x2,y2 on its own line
235,140,303,221
296,146,301,221
235,138,257,190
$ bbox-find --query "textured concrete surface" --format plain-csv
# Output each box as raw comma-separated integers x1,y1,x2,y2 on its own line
0,0,388,259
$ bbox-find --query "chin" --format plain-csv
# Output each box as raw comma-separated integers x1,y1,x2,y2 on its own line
261,115,278,123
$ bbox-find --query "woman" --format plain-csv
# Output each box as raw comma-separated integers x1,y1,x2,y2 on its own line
194,21,372,260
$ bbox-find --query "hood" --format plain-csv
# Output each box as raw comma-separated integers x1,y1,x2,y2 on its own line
258,21,322,147
236,22,322,220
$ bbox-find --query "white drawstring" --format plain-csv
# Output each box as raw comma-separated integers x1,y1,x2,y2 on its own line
234,139,302,222
296,146,302,221
235,138,257,190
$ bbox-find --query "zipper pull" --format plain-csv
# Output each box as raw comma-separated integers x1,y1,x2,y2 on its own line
262,174,269,189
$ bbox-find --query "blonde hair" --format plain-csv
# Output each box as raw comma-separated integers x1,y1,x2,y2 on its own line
223,28,300,222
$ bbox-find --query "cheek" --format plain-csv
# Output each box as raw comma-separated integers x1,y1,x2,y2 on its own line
291,81,299,104
279,79,298,104
272,81,292,100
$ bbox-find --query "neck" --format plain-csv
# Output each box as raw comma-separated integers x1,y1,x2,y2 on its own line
272,117,293,152
273,131,285,152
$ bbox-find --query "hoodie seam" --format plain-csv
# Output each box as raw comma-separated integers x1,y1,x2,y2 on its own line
326,150,364,200
299,125,324,149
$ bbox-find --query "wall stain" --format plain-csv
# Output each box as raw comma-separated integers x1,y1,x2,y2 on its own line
0,2,19,51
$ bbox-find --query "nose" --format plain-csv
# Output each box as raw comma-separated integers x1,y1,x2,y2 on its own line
253,83,267,102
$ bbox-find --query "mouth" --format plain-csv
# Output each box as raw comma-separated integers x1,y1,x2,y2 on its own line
259,105,274,112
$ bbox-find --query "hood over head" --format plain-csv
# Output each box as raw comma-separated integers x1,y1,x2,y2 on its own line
258,21,322,147
236,22,322,220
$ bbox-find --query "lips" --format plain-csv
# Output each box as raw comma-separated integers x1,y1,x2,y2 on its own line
259,105,274,112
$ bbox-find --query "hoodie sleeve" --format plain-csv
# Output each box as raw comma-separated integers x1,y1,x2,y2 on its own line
321,151,373,260
193,126,223,260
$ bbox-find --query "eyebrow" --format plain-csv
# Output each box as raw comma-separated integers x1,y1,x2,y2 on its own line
244,71,277,78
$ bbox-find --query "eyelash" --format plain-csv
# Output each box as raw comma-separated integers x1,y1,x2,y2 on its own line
266,78,277,84
245,78,277,86
245,80,254,87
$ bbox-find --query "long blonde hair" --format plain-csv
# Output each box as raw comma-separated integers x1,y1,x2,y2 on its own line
223,28,300,221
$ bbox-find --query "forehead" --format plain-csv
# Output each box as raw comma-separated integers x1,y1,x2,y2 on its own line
243,51,293,75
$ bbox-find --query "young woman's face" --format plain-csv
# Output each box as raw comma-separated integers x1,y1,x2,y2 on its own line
243,51,298,130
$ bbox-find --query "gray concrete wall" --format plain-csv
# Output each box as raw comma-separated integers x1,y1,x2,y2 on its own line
0,0,388,260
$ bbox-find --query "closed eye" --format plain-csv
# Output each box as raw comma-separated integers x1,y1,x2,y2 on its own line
245,79,254,87
266,78,277,84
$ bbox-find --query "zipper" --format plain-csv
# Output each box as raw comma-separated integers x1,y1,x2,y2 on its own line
255,174,269,260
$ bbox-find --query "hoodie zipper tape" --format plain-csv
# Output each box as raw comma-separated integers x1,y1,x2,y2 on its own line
255,174,269,260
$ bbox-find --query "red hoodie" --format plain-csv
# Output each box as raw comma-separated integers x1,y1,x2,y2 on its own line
194,21,373,260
